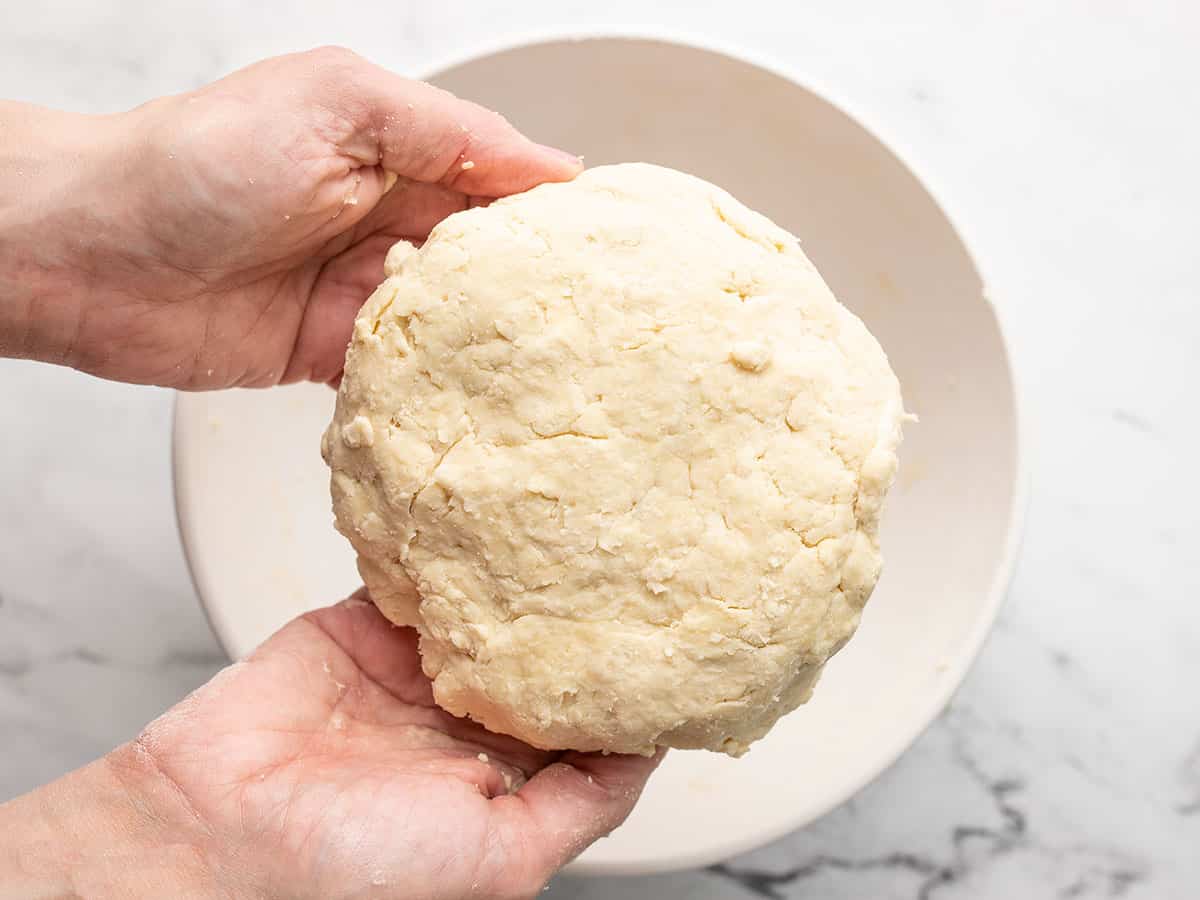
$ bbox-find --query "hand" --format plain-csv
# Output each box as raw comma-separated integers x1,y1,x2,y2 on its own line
0,46,581,388
0,593,662,899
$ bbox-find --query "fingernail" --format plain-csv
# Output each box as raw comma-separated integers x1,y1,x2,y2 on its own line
535,143,583,168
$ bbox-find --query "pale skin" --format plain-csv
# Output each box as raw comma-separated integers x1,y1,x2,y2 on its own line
0,48,662,899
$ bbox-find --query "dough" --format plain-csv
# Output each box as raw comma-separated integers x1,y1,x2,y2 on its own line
323,163,905,756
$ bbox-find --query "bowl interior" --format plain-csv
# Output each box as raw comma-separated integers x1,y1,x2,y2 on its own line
174,37,1020,875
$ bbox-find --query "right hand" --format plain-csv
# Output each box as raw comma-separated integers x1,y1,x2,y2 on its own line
116,593,663,899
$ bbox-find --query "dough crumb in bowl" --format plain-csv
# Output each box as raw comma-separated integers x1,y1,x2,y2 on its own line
322,162,906,756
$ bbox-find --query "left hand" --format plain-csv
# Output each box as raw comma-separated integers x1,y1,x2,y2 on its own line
0,46,581,388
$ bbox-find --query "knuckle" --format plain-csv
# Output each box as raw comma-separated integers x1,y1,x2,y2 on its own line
304,44,361,68
295,47,373,138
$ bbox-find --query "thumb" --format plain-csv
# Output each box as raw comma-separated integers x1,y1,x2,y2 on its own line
494,748,666,879
296,46,582,196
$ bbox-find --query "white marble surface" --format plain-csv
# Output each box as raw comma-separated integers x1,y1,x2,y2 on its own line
2,2,1197,897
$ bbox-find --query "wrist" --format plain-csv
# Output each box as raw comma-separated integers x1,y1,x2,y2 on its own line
0,740,249,899
0,100,141,369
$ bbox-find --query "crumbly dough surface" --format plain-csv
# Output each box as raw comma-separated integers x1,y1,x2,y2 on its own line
323,163,904,756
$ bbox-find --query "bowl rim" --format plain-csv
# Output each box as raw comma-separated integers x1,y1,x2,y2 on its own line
173,28,1030,878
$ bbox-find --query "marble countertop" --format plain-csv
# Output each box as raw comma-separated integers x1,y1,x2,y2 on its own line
2,2,1197,897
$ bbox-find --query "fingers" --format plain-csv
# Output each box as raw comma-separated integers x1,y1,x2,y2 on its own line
307,593,567,773
280,237,387,385
494,748,666,875
283,179,474,385
300,590,437,707
297,46,582,196
354,177,471,244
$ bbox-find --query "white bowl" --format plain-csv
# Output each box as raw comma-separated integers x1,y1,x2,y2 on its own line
174,35,1024,876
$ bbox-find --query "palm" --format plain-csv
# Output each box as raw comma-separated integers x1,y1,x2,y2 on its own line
138,157,477,389
139,595,657,900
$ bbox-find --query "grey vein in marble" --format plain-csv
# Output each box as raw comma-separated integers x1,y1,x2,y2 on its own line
703,710,1148,900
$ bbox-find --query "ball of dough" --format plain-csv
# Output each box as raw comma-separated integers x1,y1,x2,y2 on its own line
323,163,904,756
